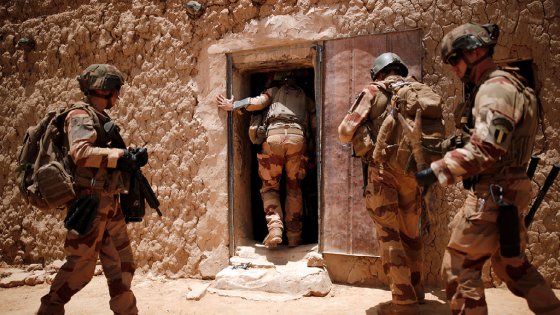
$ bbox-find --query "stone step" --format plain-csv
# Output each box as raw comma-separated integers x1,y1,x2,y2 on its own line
210,240,331,299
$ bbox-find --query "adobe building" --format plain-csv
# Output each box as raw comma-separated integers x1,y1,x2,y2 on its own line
1,0,559,291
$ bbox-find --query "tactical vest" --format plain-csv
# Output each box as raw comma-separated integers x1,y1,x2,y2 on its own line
266,85,309,133
457,68,538,174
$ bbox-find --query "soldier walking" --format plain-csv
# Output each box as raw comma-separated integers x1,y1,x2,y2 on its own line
38,64,147,315
216,74,316,248
339,53,432,315
415,23,560,315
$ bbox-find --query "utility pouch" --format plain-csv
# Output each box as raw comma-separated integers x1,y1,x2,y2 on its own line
498,203,521,258
120,175,145,223
490,184,521,258
64,194,99,237
249,111,268,145
351,122,375,159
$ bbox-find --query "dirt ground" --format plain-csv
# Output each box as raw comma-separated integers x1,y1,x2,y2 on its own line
1,272,559,315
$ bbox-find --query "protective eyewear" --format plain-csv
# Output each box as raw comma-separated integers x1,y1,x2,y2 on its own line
446,52,463,67
102,75,122,92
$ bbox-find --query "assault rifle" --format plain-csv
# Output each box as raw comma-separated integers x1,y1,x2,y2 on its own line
104,121,162,222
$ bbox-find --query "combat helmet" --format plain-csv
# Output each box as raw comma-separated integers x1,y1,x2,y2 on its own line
370,52,408,81
441,23,499,64
77,64,124,100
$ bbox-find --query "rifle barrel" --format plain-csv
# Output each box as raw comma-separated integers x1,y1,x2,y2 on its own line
525,164,560,228
526,155,540,180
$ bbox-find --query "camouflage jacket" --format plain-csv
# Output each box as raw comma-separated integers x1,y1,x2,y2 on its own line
65,101,121,169
240,86,316,137
431,67,538,186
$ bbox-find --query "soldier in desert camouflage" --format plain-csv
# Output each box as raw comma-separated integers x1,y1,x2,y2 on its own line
38,64,147,315
216,74,316,248
338,53,429,315
415,23,560,315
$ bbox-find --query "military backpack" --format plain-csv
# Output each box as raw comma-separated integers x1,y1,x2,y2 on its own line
15,105,99,211
353,76,449,173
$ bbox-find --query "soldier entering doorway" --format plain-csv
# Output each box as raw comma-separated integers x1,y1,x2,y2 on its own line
217,71,317,248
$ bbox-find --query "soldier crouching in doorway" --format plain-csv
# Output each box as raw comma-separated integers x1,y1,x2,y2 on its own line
216,73,316,248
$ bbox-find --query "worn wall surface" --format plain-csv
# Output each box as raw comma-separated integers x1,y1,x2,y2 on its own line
1,0,559,288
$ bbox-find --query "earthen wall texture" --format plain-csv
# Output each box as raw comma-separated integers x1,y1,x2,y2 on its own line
1,0,559,288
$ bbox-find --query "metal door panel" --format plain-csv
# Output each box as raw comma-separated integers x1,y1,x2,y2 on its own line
321,29,423,256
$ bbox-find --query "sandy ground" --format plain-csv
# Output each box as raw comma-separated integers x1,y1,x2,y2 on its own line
1,272,559,315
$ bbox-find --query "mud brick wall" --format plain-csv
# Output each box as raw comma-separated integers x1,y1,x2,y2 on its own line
1,0,558,288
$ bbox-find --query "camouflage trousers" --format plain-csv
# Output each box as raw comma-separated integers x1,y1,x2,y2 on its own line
442,177,560,315
38,190,138,315
365,164,423,305
257,134,308,242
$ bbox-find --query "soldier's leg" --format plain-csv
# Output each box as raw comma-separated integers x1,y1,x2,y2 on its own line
366,165,417,306
284,140,307,246
490,223,560,314
258,139,286,246
99,194,138,315
441,191,493,315
395,172,424,302
38,191,109,315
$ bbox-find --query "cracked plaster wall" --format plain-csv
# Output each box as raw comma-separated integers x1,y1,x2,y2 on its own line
0,0,559,288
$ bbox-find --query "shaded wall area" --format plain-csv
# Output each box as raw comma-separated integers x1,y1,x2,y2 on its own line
0,0,559,288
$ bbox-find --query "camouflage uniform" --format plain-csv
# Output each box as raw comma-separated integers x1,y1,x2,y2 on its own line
38,65,138,315
428,23,560,315
339,74,423,307
431,67,560,315
235,82,316,246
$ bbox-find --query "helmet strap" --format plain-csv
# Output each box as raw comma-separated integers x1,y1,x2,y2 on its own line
460,50,490,83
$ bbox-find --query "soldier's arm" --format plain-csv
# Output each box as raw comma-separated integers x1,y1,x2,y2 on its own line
338,85,378,142
65,109,123,168
430,78,521,186
216,88,277,113
241,87,277,112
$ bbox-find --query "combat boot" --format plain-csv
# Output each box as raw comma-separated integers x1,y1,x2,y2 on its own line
263,228,283,248
377,301,419,315
414,284,425,304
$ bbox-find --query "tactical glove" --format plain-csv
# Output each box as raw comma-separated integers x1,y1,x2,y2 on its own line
117,148,148,171
415,167,438,189
131,148,149,167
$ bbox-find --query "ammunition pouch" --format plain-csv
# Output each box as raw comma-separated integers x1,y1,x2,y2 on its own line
248,110,268,145
351,120,376,160
64,195,99,237
489,183,521,258
498,202,521,258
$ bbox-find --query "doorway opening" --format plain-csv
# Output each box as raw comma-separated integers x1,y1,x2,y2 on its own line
227,44,322,253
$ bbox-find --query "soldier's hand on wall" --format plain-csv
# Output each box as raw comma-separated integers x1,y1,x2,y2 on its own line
415,167,438,190
216,94,234,111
